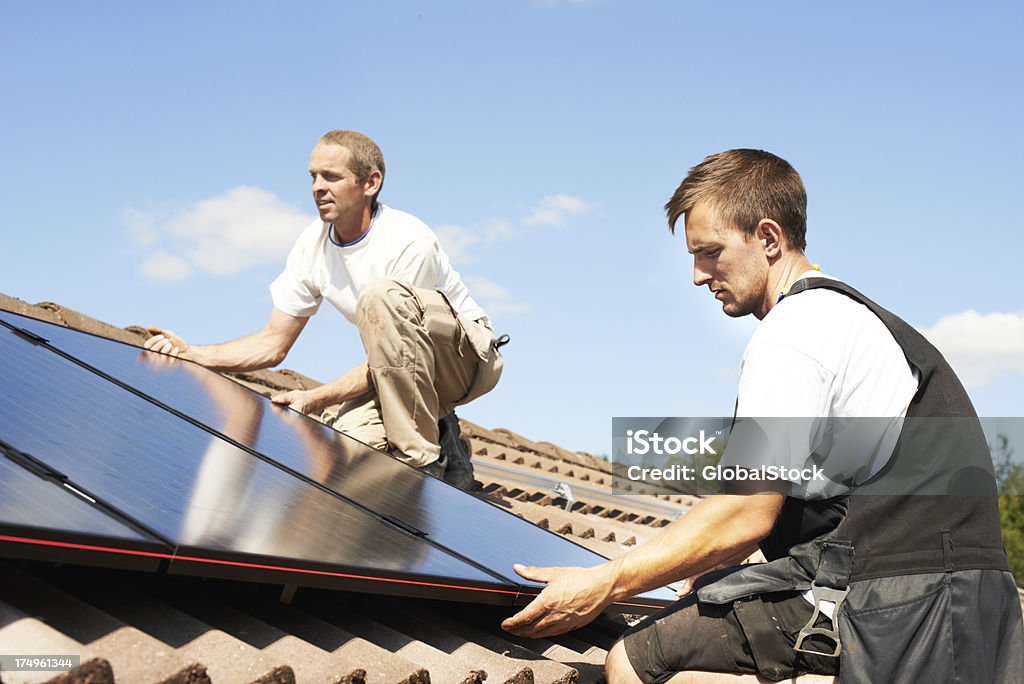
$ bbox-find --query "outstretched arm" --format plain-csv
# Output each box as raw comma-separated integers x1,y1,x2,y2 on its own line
501,491,784,638
144,307,308,372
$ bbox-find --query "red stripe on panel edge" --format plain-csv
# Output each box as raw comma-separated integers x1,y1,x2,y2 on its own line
0,533,667,610
0,533,519,595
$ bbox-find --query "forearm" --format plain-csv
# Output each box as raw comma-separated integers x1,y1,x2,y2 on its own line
603,494,780,603
298,362,372,413
188,333,289,372
716,541,762,568
146,308,308,372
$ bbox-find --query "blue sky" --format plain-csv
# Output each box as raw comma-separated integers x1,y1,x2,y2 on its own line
3,1,1023,457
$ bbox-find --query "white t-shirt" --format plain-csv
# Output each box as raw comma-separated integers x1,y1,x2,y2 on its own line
269,204,488,325
733,272,919,499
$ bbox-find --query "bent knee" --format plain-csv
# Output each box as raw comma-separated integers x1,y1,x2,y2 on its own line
606,639,643,684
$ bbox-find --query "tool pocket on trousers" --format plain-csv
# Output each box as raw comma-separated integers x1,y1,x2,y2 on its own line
415,287,460,347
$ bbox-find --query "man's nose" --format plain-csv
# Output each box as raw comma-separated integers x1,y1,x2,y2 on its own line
693,262,712,287
312,175,326,193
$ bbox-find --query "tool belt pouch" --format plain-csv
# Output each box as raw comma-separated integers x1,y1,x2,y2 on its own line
697,556,813,605
697,541,852,659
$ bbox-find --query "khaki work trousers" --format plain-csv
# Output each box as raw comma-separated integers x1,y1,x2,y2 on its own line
325,279,502,467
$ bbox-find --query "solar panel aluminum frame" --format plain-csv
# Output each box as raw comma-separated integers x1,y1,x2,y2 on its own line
165,546,524,606
0,530,167,574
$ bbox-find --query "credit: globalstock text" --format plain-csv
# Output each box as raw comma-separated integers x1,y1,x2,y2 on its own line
625,464,827,483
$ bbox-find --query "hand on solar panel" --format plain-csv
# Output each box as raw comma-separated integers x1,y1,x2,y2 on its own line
500,563,615,638
271,389,324,415
144,326,191,359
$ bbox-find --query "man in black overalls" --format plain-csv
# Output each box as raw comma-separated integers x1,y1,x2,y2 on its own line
502,149,1023,682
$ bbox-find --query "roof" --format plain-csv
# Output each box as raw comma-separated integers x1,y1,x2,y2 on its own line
0,292,697,684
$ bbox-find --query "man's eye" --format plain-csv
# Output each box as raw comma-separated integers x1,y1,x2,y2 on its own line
705,249,720,258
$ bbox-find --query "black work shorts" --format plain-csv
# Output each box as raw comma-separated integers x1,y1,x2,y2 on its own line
622,587,839,683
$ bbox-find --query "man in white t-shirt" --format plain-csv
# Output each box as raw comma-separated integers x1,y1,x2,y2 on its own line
145,130,502,474
501,149,1020,683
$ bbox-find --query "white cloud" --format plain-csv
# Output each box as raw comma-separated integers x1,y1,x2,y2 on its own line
438,195,589,266
481,217,515,241
435,196,588,319
464,276,529,317
123,207,160,246
522,194,590,228
140,250,193,282
436,218,518,265
919,310,1024,387
126,186,315,281
435,224,480,264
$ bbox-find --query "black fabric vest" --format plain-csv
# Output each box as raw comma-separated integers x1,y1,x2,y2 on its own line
758,278,1008,580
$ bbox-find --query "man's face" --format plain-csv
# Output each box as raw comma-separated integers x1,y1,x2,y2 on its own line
309,143,374,224
685,200,771,319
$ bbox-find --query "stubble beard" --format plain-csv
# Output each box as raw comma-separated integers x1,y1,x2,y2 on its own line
722,300,755,318
718,285,761,319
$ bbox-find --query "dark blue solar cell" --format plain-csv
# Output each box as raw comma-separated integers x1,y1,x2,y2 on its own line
0,453,150,541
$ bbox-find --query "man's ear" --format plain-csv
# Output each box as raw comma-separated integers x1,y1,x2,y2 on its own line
757,219,784,258
363,170,383,197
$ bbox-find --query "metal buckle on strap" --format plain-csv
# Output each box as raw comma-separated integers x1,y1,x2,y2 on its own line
794,581,850,657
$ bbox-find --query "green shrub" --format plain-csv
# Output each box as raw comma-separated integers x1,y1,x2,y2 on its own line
993,435,1024,586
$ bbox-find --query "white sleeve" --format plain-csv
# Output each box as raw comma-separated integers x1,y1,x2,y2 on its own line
268,237,321,318
736,342,834,418
390,237,441,289
729,342,835,479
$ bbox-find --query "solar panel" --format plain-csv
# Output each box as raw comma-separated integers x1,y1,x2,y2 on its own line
0,321,516,603
0,448,166,571
0,311,676,610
